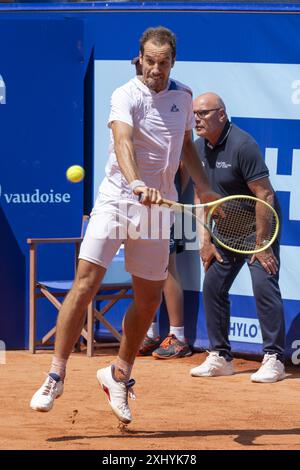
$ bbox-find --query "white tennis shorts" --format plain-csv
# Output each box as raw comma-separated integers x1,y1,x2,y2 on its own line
79,193,172,281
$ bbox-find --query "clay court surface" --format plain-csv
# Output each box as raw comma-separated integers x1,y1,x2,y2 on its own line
1,350,300,450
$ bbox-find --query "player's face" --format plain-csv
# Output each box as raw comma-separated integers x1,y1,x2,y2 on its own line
193,97,224,144
140,41,174,93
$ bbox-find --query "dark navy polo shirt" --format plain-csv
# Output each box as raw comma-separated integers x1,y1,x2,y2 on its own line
195,121,269,198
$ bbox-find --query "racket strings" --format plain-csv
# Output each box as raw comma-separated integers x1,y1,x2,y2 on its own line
210,198,277,252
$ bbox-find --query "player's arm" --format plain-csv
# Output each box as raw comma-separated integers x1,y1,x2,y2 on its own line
178,161,190,195
111,120,162,205
181,130,219,204
111,120,140,185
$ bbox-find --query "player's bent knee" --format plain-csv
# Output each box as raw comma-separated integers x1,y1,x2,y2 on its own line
71,277,98,303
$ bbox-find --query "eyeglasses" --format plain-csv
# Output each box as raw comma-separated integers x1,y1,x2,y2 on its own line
193,108,221,119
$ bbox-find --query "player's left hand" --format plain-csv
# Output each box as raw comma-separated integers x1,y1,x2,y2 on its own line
249,247,278,275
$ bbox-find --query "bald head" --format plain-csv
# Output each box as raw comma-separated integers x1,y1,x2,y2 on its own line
193,92,228,145
194,92,226,113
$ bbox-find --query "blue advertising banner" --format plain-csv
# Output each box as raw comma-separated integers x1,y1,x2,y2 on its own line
0,18,85,347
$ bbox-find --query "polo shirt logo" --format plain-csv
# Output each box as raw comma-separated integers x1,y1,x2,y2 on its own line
170,104,179,112
216,162,232,169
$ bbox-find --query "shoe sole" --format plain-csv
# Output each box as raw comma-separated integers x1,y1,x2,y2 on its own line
190,370,235,377
96,370,132,424
30,404,53,412
137,350,157,357
251,374,286,383
30,391,63,412
152,351,193,359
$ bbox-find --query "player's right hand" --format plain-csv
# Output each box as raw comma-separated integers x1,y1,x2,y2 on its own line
135,186,163,206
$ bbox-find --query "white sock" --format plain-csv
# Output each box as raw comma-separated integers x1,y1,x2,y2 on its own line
49,356,67,381
113,356,133,383
169,326,185,343
147,322,159,339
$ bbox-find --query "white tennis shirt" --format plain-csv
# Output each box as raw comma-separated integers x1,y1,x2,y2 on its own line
98,76,195,201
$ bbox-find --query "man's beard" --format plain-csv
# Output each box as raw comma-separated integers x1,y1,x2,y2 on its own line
144,76,165,91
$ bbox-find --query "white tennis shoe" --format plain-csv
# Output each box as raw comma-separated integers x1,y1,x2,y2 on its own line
190,351,235,377
30,375,64,412
251,353,286,383
97,366,136,424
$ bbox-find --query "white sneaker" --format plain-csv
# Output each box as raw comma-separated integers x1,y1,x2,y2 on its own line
97,366,136,424
30,375,64,412
190,351,235,377
251,353,286,383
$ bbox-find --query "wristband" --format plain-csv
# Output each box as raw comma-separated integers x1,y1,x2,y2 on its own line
129,179,146,191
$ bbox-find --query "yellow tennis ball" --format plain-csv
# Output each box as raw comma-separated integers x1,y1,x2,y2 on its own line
66,165,85,183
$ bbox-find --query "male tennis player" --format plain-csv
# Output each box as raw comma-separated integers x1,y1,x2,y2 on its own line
30,27,216,424
130,55,192,359
190,92,286,382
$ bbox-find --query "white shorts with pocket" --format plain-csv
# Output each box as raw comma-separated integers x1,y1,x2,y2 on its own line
79,193,171,281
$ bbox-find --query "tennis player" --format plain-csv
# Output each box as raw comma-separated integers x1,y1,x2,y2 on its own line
190,92,286,382
130,55,192,358
30,27,216,424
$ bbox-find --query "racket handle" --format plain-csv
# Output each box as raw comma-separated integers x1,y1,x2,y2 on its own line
138,194,181,210
138,194,173,206
159,197,173,207
160,198,181,209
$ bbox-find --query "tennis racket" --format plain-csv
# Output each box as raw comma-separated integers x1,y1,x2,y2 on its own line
157,194,279,255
